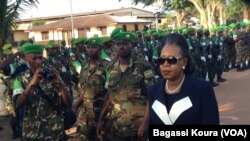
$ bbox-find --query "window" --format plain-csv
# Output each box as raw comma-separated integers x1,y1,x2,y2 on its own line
41,31,49,40
86,27,90,32
134,24,139,31
122,25,127,31
158,19,162,24
99,26,107,35
78,28,87,37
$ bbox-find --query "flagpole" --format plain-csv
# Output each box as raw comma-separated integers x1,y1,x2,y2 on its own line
69,0,74,39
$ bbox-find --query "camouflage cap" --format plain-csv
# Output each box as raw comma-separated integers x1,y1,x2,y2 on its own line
2,43,11,50
2,49,13,55
22,44,44,55
112,32,137,42
85,37,103,46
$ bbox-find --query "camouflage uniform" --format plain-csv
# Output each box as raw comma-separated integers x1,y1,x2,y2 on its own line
223,31,235,71
76,59,109,141
200,35,210,79
0,57,27,139
44,55,72,97
234,30,246,70
188,35,203,79
206,35,218,85
214,33,225,81
14,69,65,141
105,57,154,141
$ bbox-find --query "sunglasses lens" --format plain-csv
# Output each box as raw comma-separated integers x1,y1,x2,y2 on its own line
158,57,178,65
158,58,166,65
167,58,178,64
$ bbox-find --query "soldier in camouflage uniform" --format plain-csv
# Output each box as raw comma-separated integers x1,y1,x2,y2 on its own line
206,28,219,87
199,29,210,79
215,29,226,82
223,28,235,71
186,28,203,79
97,32,155,141
234,23,246,71
15,44,72,141
0,44,27,139
73,37,109,141
44,41,73,97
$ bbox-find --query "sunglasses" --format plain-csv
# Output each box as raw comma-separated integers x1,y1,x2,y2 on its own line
158,56,183,65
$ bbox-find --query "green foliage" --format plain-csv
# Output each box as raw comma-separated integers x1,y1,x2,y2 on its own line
0,0,39,55
32,19,46,27
226,0,244,20
169,0,192,10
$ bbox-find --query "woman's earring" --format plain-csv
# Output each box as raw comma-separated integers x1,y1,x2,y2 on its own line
182,66,185,70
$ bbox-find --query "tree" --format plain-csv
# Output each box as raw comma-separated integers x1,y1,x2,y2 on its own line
226,0,244,22
169,0,195,28
0,0,38,56
123,0,194,28
32,18,46,27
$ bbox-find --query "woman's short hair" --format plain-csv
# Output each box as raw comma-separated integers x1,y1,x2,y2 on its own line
163,33,195,75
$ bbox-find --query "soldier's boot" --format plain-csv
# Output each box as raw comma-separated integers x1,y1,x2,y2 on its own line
210,80,219,87
217,76,226,82
0,126,3,131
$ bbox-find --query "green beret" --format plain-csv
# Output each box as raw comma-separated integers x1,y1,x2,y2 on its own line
44,40,57,49
73,37,86,45
172,28,179,33
111,28,124,38
85,37,103,46
3,49,13,55
100,36,111,44
187,28,195,33
182,29,188,35
22,44,44,54
196,28,203,33
113,32,137,42
2,44,11,50
209,27,217,32
240,22,246,27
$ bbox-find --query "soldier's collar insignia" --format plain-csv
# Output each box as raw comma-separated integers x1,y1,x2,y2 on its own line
126,34,130,38
92,40,96,43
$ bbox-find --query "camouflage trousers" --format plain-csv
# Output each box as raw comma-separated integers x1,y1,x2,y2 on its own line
229,45,236,67
76,124,100,141
235,44,245,65
207,59,217,81
216,59,224,77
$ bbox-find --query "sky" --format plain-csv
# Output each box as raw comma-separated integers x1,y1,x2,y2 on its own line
19,0,155,19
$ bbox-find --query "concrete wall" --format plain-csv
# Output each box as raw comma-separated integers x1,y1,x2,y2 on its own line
13,31,29,42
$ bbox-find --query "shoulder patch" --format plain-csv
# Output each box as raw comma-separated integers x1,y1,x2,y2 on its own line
144,69,153,79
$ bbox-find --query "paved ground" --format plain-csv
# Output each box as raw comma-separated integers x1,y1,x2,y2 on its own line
0,68,250,140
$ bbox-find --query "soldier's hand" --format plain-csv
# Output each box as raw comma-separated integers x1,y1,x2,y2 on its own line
138,121,148,138
208,55,212,59
30,68,43,86
96,121,104,139
51,68,63,85
201,56,206,62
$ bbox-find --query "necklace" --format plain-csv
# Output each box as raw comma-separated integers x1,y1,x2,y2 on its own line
166,75,185,94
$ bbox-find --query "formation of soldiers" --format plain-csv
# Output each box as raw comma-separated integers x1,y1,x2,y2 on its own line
0,21,250,140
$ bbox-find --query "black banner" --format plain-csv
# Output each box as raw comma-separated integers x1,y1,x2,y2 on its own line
149,125,250,140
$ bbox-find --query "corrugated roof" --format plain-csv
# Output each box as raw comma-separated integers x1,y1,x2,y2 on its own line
29,14,117,31
18,7,154,22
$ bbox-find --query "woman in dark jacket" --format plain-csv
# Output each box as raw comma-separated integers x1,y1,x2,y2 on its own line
138,33,219,136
